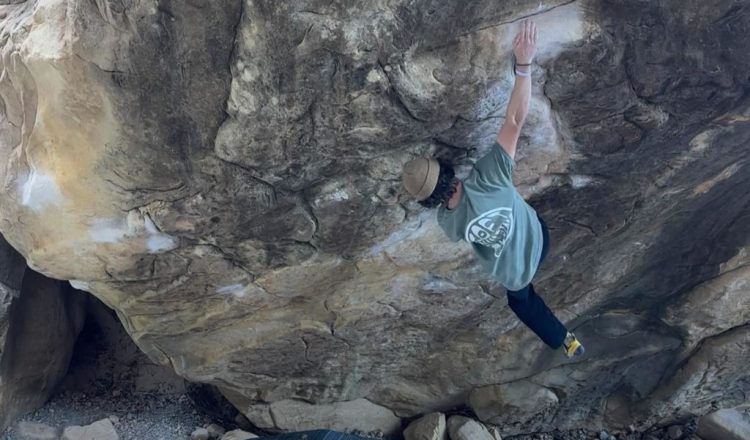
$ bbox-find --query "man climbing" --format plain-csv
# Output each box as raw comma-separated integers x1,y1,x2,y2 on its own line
402,20,584,357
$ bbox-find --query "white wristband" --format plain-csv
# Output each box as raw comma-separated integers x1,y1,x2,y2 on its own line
515,69,531,77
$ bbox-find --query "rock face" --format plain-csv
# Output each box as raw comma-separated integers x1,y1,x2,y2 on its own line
0,236,86,430
0,0,749,435
697,408,750,440
470,381,558,433
0,236,25,352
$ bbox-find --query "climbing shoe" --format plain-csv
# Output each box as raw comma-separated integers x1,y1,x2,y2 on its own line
563,332,585,358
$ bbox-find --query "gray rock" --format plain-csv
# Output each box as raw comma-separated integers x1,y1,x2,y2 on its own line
645,328,750,422
16,421,58,440
221,430,259,440
488,425,503,440
447,416,495,440
191,428,210,440
697,409,750,440
62,419,119,440
0,236,86,431
403,412,447,440
666,425,683,439
663,266,750,346
256,398,401,435
244,406,274,430
207,424,226,439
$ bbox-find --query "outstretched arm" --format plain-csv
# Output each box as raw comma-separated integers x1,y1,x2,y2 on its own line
496,20,538,160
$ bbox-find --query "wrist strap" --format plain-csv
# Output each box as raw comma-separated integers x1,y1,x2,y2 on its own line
511,57,533,76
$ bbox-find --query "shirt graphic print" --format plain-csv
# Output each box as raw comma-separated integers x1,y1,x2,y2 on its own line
465,207,514,257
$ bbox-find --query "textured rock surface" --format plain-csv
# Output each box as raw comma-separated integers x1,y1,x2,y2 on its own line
191,427,210,440
404,413,448,440
61,419,119,440
0,236,86,431
0,0,749,435
447,416,494,440
470,381,558,432
0,235,25,355
221,430,258,440
403,412,446,440
228,397,401,436
697,409,750,440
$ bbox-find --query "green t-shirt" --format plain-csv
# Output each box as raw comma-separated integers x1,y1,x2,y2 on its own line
437,144,543,291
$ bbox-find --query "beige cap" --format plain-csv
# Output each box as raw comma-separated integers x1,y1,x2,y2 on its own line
402,157,440,201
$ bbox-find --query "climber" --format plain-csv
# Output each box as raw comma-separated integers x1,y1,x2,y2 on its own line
402,20,584,357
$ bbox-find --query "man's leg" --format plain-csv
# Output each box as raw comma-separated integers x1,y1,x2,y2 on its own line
507,283,567,348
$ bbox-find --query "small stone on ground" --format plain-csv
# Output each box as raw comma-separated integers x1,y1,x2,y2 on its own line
207,423,226,438
221,429,258,440
62,419,119,440
191,427,210,440
16,421,58,440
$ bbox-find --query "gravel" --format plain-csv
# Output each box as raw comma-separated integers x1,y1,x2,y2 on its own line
1,298,221,440
2,385,216,440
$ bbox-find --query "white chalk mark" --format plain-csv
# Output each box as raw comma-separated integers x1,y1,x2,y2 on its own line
89,218,128,243
330,189,350,202
20,169,64,212
570,175,595,189
216,284,247,297
88,214,178,253
143,215,178,253
147,235,177,253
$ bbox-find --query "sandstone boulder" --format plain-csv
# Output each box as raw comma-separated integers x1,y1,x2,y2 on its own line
0,236,86,430
0,0,748,434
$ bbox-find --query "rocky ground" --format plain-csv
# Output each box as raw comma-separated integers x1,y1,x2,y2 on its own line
506,424,696,440
1,297,254,440
0,295,728,440
4,392,210,440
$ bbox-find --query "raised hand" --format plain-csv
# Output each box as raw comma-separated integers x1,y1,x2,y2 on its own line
513,20,538,65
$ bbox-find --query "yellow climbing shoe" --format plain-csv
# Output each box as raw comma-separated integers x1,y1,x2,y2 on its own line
563,332,585,358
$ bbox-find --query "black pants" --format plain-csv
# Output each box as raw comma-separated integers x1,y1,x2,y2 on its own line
506,217,568,349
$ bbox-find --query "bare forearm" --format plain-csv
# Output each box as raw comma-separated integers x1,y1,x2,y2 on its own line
505,71,531,127
495,20,537,159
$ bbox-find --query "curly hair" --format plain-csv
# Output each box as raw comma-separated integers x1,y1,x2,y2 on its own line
419,161,457,208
